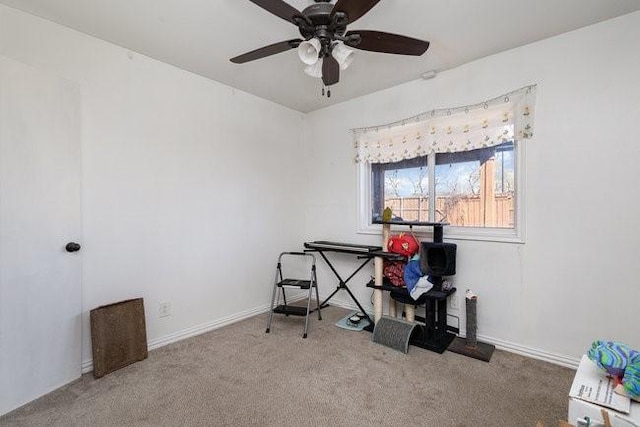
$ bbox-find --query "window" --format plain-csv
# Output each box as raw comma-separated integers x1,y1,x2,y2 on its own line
371,156,429,223
435,142,515,228
366,142,520,241
355,86,535,243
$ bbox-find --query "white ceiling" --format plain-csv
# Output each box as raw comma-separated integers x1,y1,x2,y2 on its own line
2,0,640,113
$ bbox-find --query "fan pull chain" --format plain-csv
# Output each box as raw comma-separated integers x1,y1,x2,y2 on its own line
321,86,331,98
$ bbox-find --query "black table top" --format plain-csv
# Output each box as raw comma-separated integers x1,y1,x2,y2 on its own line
304,241,382,255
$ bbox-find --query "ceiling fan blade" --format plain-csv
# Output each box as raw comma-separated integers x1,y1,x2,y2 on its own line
322,54,340,86
346,30,430,56
230,39,302,64
331,0,380,24
248,0,301,24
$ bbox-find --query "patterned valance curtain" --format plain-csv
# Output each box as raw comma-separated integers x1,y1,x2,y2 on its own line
353,85,536,163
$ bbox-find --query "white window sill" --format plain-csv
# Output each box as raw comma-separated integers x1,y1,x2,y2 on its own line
357,223,524,244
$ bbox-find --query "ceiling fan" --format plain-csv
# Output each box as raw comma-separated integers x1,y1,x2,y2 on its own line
230,0,430,91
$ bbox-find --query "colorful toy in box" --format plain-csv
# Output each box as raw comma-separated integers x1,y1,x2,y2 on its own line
587,340,640,402
383,261,405,287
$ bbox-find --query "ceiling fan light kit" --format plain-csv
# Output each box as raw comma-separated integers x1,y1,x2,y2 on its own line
231,0,430,92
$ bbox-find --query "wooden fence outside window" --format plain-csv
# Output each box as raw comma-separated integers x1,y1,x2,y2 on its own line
384,194,514,228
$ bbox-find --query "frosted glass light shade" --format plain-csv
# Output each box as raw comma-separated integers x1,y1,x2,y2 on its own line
333,43,354,70
304,58,323,78
298,38,321,65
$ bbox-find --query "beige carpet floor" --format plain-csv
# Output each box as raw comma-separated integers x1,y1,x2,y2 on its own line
1,306,575,426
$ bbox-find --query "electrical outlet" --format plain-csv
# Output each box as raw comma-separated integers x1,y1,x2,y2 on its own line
159,302,171,318
449,294,459,310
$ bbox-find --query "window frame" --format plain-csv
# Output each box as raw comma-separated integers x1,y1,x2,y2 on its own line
356,141,526,244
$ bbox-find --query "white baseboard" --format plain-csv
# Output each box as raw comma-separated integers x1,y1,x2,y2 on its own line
477,335,580,369
82,295,308,374
81,293,580,374
325,298,580,370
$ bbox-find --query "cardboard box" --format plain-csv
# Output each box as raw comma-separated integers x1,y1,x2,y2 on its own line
568,355,640,427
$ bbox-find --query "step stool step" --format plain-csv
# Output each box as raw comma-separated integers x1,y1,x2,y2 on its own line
272,305,309,316
277,279,311,289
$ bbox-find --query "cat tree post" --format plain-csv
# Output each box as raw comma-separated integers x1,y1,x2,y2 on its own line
373,222,391,323
373,258,383,323
404,301,416,322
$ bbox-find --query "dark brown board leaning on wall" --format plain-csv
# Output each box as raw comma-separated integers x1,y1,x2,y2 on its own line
90,298,148,379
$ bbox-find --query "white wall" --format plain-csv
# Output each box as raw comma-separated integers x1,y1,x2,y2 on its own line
0,4,306,368
303,11,640,366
